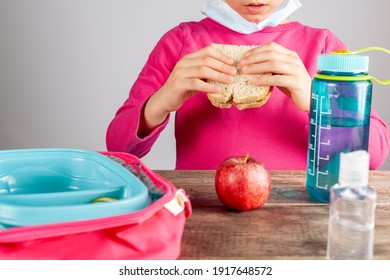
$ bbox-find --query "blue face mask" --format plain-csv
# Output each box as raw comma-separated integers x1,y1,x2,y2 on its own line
202,0,302,35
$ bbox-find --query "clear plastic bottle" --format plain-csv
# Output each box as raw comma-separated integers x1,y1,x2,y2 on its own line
306,52,372,202
326,150,376,260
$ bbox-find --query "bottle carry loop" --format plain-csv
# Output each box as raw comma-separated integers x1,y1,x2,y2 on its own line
323,46,390,85
315,73,372,82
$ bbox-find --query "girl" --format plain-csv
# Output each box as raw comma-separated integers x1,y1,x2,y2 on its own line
106,0,389,170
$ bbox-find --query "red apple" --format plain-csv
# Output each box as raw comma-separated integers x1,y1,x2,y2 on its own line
215,153,271,211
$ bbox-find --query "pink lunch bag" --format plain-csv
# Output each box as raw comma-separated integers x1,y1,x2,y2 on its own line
0,151,191,260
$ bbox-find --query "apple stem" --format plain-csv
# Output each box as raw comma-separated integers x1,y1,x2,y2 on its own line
244,152,249,164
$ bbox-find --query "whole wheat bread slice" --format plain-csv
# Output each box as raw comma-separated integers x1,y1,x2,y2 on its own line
207,44,271,110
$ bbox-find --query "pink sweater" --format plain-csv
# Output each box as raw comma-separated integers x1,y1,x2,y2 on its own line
106,19,389,170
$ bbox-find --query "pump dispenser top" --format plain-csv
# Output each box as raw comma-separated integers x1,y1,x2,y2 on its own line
338,150,369,188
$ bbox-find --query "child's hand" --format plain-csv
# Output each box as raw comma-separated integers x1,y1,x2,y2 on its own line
159,46,237,112
240,42,312,112
139,46,236,136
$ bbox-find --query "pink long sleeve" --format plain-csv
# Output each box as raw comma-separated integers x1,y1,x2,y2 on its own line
106,26,185,157
368,109,390,169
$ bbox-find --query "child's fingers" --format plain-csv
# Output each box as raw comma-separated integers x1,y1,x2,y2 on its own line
176,50,237,85
177,77,222,94
244,42,294,58
250,66,309,91
186,56,237,77
189,45,235,65
180,64,235,85
241,42,300,67
252,74,290,88
250,69,311,112
183,48,237,76
241,60,296,75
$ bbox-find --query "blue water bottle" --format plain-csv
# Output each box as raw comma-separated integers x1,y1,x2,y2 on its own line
306,51,372,202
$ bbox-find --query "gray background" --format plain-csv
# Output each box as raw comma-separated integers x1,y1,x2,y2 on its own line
1,0,389,169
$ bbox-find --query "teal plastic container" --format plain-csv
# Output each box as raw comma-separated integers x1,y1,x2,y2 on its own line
0,149,150,228
306,53,372,202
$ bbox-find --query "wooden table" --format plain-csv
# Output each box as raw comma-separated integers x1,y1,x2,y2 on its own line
155,170,390,260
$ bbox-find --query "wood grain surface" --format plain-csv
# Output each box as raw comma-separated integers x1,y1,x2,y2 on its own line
155,170,390,260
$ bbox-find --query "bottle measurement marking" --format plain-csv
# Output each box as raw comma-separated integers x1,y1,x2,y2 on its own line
308,94,331,189
320,140,330,145
307,95,318,177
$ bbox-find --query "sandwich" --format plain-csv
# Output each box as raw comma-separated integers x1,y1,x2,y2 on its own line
207,43,272,110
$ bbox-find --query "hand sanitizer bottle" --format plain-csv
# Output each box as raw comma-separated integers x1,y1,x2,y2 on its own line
326,150,376,260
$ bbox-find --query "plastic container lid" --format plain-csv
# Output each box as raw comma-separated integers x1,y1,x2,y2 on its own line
318,53,369,73
0,149,150,228
338,150,370,187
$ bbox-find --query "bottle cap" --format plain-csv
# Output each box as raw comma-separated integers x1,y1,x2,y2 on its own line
338,150,369,187
318,53,369,73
